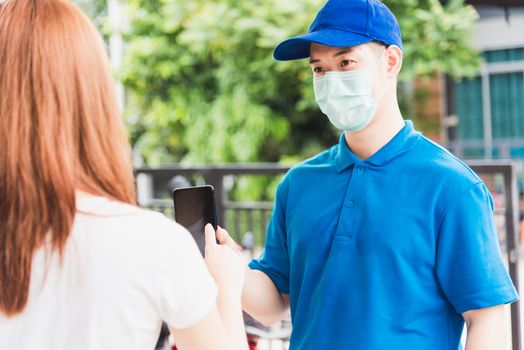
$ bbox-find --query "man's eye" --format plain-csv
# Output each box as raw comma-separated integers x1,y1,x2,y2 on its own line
341,60,352,67
313,67,324,73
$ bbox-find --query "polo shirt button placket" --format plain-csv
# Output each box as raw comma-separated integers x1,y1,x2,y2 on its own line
336,165,368,239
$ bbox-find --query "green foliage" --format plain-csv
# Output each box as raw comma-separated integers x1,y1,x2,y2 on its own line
121,0,325,166
387,0,481,79
73,0,108,33
75,0,482,200
121,0,480,169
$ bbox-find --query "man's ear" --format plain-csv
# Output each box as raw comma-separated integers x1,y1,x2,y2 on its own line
385,45,402,78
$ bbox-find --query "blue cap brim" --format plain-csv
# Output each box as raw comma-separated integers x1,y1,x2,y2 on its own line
273,29,373,61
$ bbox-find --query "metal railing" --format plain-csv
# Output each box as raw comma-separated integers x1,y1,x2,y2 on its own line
135,163,289,243
136,161,521,349
448,139,524,160
468,160,521,350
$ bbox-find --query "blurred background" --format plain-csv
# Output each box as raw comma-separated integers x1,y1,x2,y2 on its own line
74,0,524,349
74,0,524,203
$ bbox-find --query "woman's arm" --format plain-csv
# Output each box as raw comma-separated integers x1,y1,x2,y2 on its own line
169,303,245,350
168,224,248,350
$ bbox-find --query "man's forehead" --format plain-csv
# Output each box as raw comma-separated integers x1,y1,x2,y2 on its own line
310,42,373,54
309,43,370,61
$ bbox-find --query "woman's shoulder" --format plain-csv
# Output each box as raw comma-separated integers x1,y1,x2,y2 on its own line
74,193,194,256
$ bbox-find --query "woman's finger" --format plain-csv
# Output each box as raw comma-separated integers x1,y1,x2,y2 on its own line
204,223,217,251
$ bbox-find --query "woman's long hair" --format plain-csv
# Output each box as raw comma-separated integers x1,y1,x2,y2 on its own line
0,0,136,316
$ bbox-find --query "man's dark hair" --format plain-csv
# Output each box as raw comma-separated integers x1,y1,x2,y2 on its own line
372,39,389,48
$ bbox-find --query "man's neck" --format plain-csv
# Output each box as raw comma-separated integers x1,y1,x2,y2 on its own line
344,101,405,161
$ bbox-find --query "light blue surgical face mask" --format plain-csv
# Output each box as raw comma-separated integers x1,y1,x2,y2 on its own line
313,53,389,132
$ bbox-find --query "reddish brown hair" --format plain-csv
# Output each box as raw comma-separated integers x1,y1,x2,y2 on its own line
0,0,136,316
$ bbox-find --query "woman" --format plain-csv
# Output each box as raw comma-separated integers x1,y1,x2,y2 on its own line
0,1,247,349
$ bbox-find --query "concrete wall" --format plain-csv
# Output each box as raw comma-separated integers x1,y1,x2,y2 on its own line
472,5,524,51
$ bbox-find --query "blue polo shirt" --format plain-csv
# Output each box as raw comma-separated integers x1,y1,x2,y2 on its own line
249,121,518,350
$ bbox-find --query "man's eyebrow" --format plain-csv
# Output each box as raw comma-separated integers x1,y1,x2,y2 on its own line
309,48,354,64
334,49,351,57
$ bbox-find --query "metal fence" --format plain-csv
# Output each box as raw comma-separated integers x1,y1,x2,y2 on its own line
135,163,289,244
467,160,521,350
447,139,524,160
136,161,521,350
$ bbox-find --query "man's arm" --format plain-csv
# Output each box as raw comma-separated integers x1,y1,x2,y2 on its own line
242,268,290,326
216,227,290,326
463,304,508,350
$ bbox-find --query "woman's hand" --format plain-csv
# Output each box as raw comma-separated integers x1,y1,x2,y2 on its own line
216,226,244,252
204,224,246,300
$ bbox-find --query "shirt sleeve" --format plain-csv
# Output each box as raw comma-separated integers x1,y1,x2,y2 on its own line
436,181,519,314
157,222,218,329
249,178,290,294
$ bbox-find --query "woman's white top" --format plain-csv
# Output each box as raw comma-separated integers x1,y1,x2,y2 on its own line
0,194,217,349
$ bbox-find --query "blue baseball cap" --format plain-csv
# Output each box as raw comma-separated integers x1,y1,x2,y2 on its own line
273,0,403,61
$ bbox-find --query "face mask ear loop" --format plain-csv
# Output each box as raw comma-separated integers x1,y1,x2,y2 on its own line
373,49,391,103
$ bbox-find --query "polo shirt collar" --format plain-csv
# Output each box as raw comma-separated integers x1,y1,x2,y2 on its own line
335,120,420,172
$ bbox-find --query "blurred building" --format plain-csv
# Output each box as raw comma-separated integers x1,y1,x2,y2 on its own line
443,0,524,160
411,1,524,211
